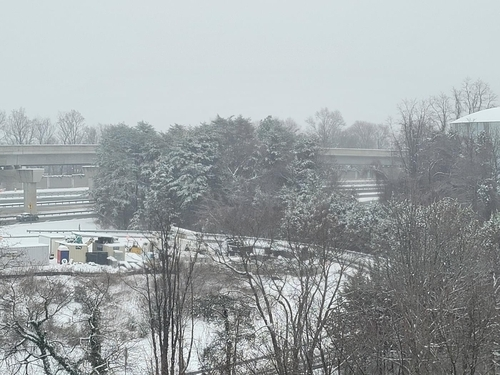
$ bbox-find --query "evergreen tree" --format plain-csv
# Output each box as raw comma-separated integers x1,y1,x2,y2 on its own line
93,122,163,229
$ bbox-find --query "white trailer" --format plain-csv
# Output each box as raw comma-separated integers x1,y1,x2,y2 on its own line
38,234,66,259
0,244,50,267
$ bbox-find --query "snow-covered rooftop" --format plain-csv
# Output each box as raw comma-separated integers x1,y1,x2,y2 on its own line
451,107,500,124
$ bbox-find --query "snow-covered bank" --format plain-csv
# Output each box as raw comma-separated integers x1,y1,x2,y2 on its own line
1,217,100,246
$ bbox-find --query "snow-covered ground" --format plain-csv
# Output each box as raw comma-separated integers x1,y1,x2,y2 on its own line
0,217,353,374
0,186,89,196
1,217,100,246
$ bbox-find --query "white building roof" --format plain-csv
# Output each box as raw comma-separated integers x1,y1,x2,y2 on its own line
451,107,500,124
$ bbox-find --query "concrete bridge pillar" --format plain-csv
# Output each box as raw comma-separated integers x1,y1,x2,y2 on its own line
82,165,98,190
17,169,44,213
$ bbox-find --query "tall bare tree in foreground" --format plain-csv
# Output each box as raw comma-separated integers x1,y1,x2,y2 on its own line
132,172,200,375
209,184,356,375
0,273,132,375
343,200,500,375
193,274,255,375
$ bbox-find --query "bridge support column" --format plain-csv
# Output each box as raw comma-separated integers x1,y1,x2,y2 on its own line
82,165,98,190
17,169,44,213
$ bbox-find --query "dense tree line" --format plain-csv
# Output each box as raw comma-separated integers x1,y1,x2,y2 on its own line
93,115,340,232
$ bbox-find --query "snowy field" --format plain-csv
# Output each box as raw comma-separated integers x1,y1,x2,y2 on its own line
0,217,227,374
0,217,352,374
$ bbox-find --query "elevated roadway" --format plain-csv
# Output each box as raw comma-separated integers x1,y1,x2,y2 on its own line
0,144,97,167
0,144,400,169
320,148,401,167
0,145,97,211
0,145,399,208
320,148,402,180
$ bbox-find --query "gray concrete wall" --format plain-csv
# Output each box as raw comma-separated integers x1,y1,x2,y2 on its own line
41,174,89,189
0,173,90,190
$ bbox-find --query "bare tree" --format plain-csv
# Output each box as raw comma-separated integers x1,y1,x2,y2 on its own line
429,92,454,132
194,286,255,375
425,78,497,132
1,107,35,145
33,117,57,144
341,121,391,149
306,108,345,148
57,109,87,144
0,272,135,375
208,187,355,375
131,191,200,375
0,275,79,375
0,110,6,142
393,99,434,200
73,274,117,375
343,200,500,375
452,77,498,119
282,117,300,134
82,125,101,144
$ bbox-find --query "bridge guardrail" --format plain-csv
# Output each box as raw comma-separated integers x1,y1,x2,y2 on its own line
0,199,92,208
0,189,89,200
0,195,90,205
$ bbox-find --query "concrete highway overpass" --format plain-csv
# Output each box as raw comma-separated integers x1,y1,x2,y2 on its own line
320,148,400,166
319,148,402,179
0,144,97,167
0,144,403,184
0,144,401,169
0,145,401,210
0,145,98,211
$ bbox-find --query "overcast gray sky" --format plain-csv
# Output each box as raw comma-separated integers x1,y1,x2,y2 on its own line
1,1,499,132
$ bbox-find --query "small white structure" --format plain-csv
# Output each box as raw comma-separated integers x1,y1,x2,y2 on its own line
451,107,500,137
0,244,50,267
38,234,66,259
55,242,88,263
102,243,126,262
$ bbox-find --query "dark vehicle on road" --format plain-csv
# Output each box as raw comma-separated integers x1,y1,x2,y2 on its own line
16,213,39,222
